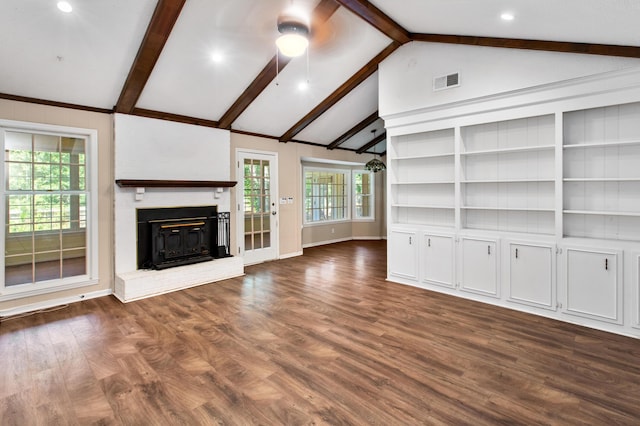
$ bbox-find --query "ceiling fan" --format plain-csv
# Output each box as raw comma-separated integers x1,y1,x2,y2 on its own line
275,0,342,57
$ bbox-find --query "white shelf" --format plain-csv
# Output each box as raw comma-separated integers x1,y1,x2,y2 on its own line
563,139,640,149
462,179,555,184
392,204,454,210
563,210,640,217
463,206,555,212
393,152,455,160
392,181,455,185
563,177,640,182
461,145,555,156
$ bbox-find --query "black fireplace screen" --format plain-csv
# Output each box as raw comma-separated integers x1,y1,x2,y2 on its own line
137,206,231,270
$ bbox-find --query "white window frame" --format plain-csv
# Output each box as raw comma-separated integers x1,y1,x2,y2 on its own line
303,166,352,225
353,170,375,221
0,120,99,301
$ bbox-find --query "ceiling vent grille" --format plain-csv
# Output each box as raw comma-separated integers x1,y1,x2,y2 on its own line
433,72,460,91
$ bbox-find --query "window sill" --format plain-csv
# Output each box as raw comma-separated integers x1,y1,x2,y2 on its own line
303,219,351,227
0,276,99,302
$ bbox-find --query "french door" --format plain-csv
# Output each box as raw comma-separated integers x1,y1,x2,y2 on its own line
236,150,278,265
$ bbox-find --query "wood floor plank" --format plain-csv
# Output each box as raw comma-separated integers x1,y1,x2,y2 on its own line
2,240,640,424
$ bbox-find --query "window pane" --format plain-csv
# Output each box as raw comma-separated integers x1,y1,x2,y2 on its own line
34,252,61,282
303,169,349,224
7,194,33,232
34,232,61,253
353,172,374,219
7,163,32,190
62,228,85,250
62,248,86,278
4,130,89,287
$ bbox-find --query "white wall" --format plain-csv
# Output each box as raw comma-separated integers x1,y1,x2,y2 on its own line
379,42,640,118
114,113,230,180
114,114,232,274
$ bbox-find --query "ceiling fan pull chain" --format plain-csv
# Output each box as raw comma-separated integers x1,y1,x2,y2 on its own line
276,48,280,86
306,46,310,84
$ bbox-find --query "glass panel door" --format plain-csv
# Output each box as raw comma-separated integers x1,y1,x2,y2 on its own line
237,151,278,265
244,158,271,251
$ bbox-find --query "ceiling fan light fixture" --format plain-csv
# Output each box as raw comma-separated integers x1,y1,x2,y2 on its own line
57,1,73,13
276,16,309,57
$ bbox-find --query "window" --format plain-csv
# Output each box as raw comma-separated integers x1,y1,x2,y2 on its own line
353,171,374,220
1,122,98,299
303,167,376,225
304,169,349,224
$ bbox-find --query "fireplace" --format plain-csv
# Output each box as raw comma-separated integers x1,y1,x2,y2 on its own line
137,206,217,270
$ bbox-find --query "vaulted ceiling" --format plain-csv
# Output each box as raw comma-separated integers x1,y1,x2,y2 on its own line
1,0,639,156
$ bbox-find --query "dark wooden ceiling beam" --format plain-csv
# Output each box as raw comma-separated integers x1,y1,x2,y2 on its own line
280,42,400,142
131,108,219,128
412,33,640,58
0,93,112,114
218,0,340,129
327,111,379,149
335,0,410,44
356,131,386,154
115,0,186,113
217,55,290,130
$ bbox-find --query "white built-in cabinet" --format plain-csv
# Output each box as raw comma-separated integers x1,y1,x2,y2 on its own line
386,91,640,338
388,228,418,282
421,233,455,288
507,242,555,310
564,247,622,324
459,237,499,297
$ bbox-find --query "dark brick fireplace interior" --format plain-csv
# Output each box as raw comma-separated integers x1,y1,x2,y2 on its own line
137,205,218,270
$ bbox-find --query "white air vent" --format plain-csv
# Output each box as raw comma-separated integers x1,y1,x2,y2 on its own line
433,72,460,91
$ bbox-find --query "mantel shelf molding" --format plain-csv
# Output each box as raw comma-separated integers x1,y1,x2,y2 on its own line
115,179,237,188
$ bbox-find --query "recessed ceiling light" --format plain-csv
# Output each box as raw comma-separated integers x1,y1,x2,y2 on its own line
298,81,309,91
210,52,224,63
500,12,515,21
57,1,73,13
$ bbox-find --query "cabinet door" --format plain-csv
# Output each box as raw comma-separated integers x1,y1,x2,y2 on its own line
508,243,555,309
422,234,454,288
565,248,622,324
460,237,499,297
388,229,418,281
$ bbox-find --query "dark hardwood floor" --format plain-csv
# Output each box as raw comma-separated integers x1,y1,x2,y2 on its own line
1,240,640,425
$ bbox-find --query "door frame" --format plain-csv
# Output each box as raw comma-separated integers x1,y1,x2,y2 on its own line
235,149,279,265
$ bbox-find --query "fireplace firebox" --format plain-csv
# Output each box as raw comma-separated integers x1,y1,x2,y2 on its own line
137,206,218,270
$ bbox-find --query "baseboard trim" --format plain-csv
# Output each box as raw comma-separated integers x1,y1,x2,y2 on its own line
302,237,352,249
302,237,385,249
0,288,112,318
279,251,303,260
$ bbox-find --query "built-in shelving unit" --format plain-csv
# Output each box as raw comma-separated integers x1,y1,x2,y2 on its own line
460,115,556,235
389,128,455,227
385,67,640,339
563,103,640,241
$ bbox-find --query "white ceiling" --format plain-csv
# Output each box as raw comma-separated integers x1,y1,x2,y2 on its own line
1,0,639,156
373,0,640,46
